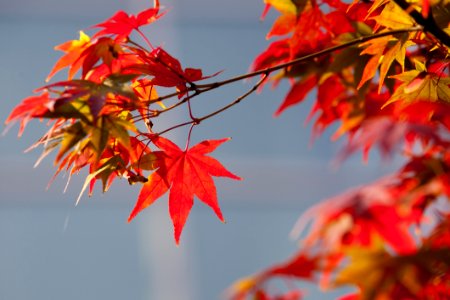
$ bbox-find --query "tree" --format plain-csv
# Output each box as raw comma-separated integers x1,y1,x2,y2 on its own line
4,0,450,298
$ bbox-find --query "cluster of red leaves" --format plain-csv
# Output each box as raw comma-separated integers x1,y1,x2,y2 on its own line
230,0,450,299
5,0,450,298
5,0,240,244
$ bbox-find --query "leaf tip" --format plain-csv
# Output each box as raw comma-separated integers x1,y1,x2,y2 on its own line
174,231,181,246
127,209,138,223
273,109,283,117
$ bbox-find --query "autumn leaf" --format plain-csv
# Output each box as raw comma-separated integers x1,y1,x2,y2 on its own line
335,238,450,300
263,252,318,279
266,13,297,39
386,62,450,106
128,47,219,97
79,37,123,78
263,0,298,16
357,33,414,91
338,117,447,162
371,1,415,31
128,136,241,244
46,31,91,81
5,92,52,136
275,75,317,116
228,252,315,300
252,39,291,72
93,0,164,41
290,6,332,57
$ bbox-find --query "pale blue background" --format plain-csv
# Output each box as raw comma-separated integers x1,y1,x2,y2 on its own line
0,1,398,299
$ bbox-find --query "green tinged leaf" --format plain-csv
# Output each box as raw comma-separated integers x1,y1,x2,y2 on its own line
56,122,86,162
95,155,124,193
329,46,362,73
265,0,298,15
387,65,450,106
371,1,415,29
105,116,135,149
75,156,121,205
89,117,109,156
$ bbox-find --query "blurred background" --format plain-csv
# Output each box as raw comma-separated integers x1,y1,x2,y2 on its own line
0,0,400,299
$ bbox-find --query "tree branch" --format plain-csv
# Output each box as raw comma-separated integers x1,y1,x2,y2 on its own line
392,0,450,48
148,26,423,107
155,73,268,136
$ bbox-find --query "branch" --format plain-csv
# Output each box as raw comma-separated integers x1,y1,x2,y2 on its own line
134,27,423,134
196,73,268,123
155,73,268,136
392,0,450,48
148,26,423,107
193,27,423,89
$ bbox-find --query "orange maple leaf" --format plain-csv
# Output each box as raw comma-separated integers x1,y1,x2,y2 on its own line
128,136,241,244
46,31,91,81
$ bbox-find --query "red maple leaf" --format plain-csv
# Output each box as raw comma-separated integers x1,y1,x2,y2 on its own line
264,252,317,279
5,92,52,136
128,136,241,244
275,75,317,116
93,0,164,41
128,47,219,98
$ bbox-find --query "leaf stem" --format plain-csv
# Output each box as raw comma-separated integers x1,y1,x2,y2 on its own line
136,29,155,50
197,73,268,123
155,73,268,136
184,124,195,151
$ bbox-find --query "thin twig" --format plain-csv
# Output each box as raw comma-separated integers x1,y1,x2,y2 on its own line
136,29,155,50
155,73,268,136
131,27,423,135
148,26,422,105
184,124,195,151
197,73,268,123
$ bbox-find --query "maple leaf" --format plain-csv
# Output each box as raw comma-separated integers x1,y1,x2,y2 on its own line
275,75,317,116
252,39,291,72
371,1,415,31
5,92,52,136
78,37,124,78
338,117,448,162
291,175,420,256
228,252,314,300
357,33,414,91
128,136,241,244
266,13,297,39
46,31,91,81
128,47,219,98
263,0,298,17
387,61,450,106
290,6,332,58
93,0,163,41
335,237,450,300
263,252,318,279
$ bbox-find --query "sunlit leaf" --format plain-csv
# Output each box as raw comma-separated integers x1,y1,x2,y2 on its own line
128,136,241,244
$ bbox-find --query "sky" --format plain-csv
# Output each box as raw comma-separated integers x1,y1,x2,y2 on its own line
0,1,401,299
